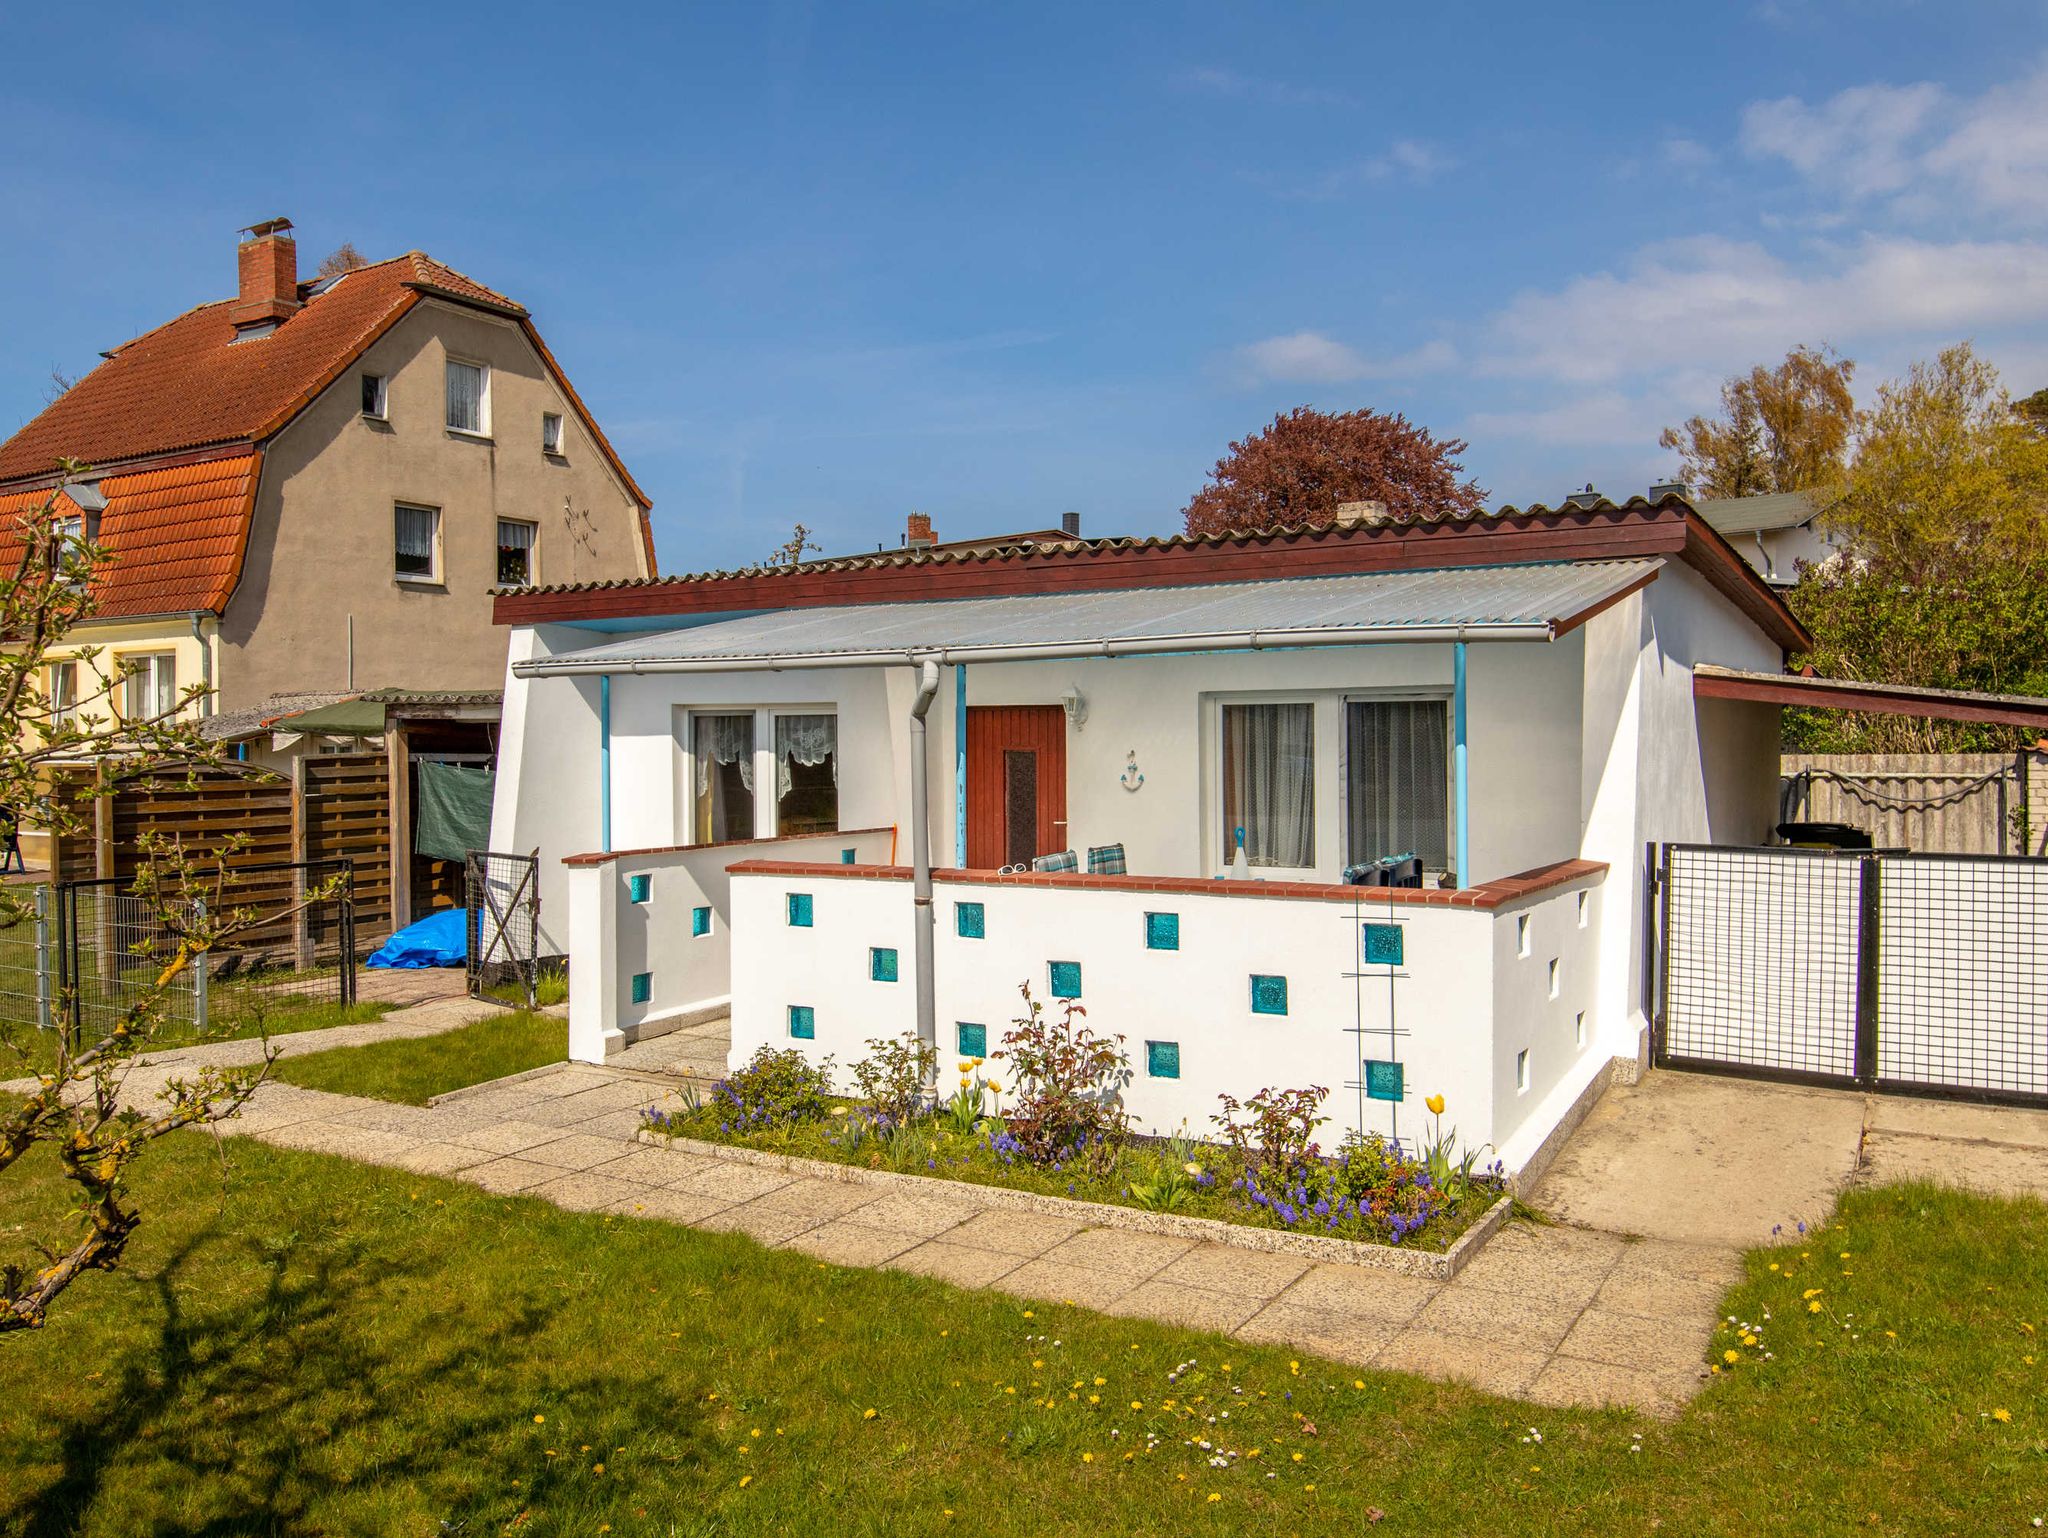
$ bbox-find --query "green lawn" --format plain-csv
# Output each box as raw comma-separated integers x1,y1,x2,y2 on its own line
1,1124,2042,1536
269,1008,567,1103
2,995,393,1080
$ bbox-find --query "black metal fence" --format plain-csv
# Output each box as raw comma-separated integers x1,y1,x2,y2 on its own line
1654,843,2048,1107
55,859,357,1047
466,851,540,1009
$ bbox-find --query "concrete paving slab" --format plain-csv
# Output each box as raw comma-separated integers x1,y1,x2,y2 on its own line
1370,1328,1552,1398
1862,1096,2048,1149
1234,1299,1406,1364
1414,1282,1584,1353
1859,1131,2048,1200
522,1133,636,1171
606,1188,735,1226
527,1171,639,1212
461,1157,563,1194
1039,1227,1195,1279
1270,1262,1440,1323
1523,1354,1696,1417
386,1140,497,1177
697,1200,828,1246
991,1257,1138,1311
447,1120,575,1156
836,1189,981,1240
1450,1222,1623,1307
1531,1072,1864,1246
1105,1279,1265,1334
780,1219,923,1268
742,1178,883,1224
885,1239,1025,1289
601,1146,719,1188
1555,1306,1716,1375
1154,1243,1311,1299
671,1161,796,1205
942,1209,1085,1258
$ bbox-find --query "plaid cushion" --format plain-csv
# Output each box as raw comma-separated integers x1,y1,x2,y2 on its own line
1031,849,1079,873
1086,842,1127,875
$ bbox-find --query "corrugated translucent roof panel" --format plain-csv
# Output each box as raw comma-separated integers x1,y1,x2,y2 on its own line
519,558,1661,674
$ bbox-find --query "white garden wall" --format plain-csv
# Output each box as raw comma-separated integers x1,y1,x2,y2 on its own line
724,862,1606,1166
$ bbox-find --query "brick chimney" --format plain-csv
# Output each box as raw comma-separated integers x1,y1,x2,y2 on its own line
232,217,300,331
904,512,935,548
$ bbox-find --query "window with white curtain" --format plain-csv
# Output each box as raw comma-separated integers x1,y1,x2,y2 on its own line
445,360,488,434
1344,698,1450,871
1220,702,1315,869
48,661,79,727
394,503,440,581
692,713,757,843
774,714,838,834
122,653,177,721
496,519,537,586
541,413,563,454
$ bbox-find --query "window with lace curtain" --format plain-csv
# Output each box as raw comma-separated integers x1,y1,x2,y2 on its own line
497,519,537,586
394,503,440,582
1220,701,1315,869
688,709,839,843
445,359,488,435
1344,698,1450,871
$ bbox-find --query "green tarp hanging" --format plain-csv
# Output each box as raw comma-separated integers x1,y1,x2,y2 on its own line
415,761,495,863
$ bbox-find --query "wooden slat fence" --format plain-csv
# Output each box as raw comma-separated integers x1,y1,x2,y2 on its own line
1780,752,2046,856
48,754,394,946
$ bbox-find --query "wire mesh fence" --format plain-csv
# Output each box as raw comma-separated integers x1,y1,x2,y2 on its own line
466,851,540,1009
53,860,358,1049
0,886,57,1036
1657,843,2048,1106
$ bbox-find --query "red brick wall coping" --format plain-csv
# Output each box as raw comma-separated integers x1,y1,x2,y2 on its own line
721,856,1607,911
562,827,897,868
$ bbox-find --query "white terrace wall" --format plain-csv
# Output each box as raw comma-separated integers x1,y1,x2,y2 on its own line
725,863,1606,1167
565,827,896,1063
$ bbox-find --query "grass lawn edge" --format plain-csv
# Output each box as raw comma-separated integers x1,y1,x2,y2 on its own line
638,1125,1513,1279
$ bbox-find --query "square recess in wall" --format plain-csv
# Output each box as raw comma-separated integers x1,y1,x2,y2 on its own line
1249,974,1289,1015
957,1022,987,1057
955,901,985,939
786,892,813,927
870,947,899,983
1145,1040,1180,1079
840,848,857,865
1047,960,1082,999
627,873,651,904
1144,911,1179,950
692,905,712,938
788,1005,815,1040
630,972,651,1005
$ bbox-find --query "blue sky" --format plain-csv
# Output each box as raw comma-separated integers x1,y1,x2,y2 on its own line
5,1,2046,570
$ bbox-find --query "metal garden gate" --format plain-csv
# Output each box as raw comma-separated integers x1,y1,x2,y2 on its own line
1652,843,2048,1106
466,851,541,1008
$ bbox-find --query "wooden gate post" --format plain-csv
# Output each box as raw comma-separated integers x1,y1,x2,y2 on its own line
289,753,312,968
1854,855,1881,1087
94,760,115,984
386,725,411,926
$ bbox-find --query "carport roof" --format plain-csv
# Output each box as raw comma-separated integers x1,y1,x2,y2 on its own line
1695,665,2048,729
515,557,1661,676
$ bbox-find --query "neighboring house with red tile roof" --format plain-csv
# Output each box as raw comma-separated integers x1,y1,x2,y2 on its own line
1,216,655,737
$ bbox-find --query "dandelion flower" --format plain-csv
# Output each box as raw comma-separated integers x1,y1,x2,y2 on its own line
1353,1379,1365,1389
533,1414,545,1424
862,1408,878,1420
593,1462,606,1475
1207,1493,1222,1503
739,1475,752,1489
1992,1408,2014,1423
1132,1400,1144,1410
1723,1350,1740,1364
1809,1301,1824,1314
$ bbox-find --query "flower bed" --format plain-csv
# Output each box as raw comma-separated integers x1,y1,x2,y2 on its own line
642,992,1506,1257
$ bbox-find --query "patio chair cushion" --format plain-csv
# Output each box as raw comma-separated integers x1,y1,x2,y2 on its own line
1086,842,1127,875
1031,849,1079,873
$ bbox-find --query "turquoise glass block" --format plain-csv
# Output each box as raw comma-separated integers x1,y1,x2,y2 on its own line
691,905,711,937
1048,960,1082,998
840,848,857,864
1365,1059,1404,1102
788,1005,816,1040
630,972,651,1005
870,947,899,983
786,892,813,927
957,1022,987,1057
955,901,986,939
1250,974,1289,1015
627,873,651,903
1144,911,1179,950
1145,1040,1180,1079
1363,922,1404,967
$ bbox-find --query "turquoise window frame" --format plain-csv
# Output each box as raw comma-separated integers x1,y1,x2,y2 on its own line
786,892,813,927
627,873,651,904
1250,974,1289,1015
955,901,985,939
870,947,899,983
630,972,652,1005
691,905,712,938
1144,911,1179,950
957,1022,987,1057
1047,960,1082,999
1145,1040,1180,1079
788,1005,816,1040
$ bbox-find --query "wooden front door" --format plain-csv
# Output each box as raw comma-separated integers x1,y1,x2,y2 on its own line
965,706,1067,868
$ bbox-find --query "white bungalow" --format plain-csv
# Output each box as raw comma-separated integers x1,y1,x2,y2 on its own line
486,498,1805,1173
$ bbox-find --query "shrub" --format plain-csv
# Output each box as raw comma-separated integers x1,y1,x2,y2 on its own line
711,1046,835,1132
850,1032,938,1127
997,983,1130,1170
1212,1085,1328,1187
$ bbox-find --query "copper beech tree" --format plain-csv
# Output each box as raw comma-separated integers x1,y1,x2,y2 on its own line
1182,406,1487,536
0,463,318,1336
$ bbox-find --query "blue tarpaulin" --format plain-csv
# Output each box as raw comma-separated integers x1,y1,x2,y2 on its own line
367,907,468,969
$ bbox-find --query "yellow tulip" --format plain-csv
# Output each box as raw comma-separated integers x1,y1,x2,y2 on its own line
959,1076,972,1088
985,1080,1002,1093
1425,1094,1446,1116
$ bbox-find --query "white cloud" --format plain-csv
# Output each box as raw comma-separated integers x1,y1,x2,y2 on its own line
1742,59,2048,222
1660,137,1717,172
1265,139,1452,199
1478,233,2048,382
1231,331,1456,385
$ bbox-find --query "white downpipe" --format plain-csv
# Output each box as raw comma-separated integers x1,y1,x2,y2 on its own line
513,623,1559,678
907,656,942,1067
